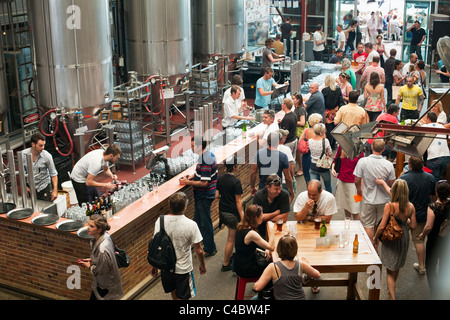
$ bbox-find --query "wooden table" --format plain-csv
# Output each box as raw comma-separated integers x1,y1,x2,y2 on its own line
268,220,382,300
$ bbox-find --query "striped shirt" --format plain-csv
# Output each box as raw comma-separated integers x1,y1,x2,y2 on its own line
22,148,58,193
193,150,217,199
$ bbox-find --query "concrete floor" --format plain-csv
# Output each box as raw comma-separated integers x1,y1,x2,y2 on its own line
136,174,432,301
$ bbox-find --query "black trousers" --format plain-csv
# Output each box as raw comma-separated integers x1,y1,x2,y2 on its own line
71,179,99,206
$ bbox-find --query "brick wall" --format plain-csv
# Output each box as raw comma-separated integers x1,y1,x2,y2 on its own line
0,139,258,299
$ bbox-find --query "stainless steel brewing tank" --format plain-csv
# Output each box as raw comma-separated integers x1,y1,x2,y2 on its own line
125,0,192,78
125,0,192,113
27,0,114,109
191,0,245,61
27,0,114,158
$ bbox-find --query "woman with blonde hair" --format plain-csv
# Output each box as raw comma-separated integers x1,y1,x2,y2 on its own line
431,100,447,125
78,214,124,300
253,235,321,300
374,179,417,300
298,113,323,185
308,123,333,193
322,74,344,149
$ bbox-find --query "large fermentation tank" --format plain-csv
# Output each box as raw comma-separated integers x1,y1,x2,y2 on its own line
125,0,192,113
191,0,246,62
27,0,114,157
0,42,9,132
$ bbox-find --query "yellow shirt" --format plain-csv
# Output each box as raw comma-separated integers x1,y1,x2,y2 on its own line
274,41,284,55
398,85,423,110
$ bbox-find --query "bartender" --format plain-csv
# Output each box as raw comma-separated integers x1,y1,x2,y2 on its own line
222,85,254,130
22,133,58,202
70,145,121,206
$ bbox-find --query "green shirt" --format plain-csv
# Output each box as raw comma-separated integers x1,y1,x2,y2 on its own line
345,68,356,89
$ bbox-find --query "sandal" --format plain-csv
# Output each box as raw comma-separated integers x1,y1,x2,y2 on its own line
295,171,304,177
311,286,320,294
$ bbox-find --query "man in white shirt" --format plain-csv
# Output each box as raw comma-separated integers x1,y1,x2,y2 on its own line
366,12,378,44
71,145,121,205
294,180,337,223
336,24,346,51
222,85,254,129
364,42,380,67
222,75,246,108
354,140,396,240
149,192,206,300
402,53,418,75
422,111,450,182
313,24,326,61
257,109,279,147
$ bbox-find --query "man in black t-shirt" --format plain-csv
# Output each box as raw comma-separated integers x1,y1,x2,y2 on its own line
253,174,291,240
280,17,293,56
407,20,426,60
279,98,298,160
216,155,243,271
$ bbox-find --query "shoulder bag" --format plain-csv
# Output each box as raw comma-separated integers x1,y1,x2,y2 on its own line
379,203,403,242
112,238,130,268
439,207,450,237
298,129,310,153
316,139,333,169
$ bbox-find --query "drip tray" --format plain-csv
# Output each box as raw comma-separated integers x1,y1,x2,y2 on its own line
32,214,60,226
77,226,93,239
7,208,34,220
56,219,85,232
0,202,16,214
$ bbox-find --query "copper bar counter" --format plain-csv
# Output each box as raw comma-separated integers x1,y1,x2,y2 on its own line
0,120,269,299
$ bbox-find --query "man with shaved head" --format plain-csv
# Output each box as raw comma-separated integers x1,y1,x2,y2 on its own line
304,82,325,120
293,179,337,223
353,140,396,240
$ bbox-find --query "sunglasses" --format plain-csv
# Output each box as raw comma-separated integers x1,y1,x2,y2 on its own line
268,178,281,186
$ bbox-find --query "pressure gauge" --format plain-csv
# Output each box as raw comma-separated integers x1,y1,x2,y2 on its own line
50,112,57,120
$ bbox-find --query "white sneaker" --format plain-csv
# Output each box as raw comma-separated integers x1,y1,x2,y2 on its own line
413,263,426,275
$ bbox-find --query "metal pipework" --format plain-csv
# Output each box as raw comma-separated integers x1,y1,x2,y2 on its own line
25,153,38,213
7,150,18,206
0,148,8,202
17,151,28,209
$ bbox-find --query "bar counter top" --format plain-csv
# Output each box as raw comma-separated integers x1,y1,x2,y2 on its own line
0,112,277,299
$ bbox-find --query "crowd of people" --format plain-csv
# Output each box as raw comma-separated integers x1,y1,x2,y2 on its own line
71,26,450,301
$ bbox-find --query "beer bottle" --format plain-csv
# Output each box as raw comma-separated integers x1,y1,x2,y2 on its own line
107,195,112,217
401,114,405,125
320,219,327,237
86,203,91,217
242,121,247,139
353,234,359,254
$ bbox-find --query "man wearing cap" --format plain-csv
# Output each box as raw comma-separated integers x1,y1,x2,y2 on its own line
253,173,291,240
293,180,337,223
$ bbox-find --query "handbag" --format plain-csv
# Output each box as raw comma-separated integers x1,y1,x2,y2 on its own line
334,156,341,174
298,129,309,153
316,139,333,169
255,248,268,268
113,242,130,268
379,203,403,242
439,218,449,238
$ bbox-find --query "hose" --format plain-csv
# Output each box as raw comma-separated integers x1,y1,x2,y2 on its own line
39,108,74,157
52,118,74,157
39,109,58,137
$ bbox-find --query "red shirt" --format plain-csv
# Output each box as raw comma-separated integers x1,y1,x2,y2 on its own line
368,113,398,144
333,146,364,183
353,51,368,64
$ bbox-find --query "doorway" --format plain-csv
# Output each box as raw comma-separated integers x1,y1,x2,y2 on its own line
335,0,436,64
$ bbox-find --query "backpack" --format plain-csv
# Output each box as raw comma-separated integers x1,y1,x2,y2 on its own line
147,215,177,272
